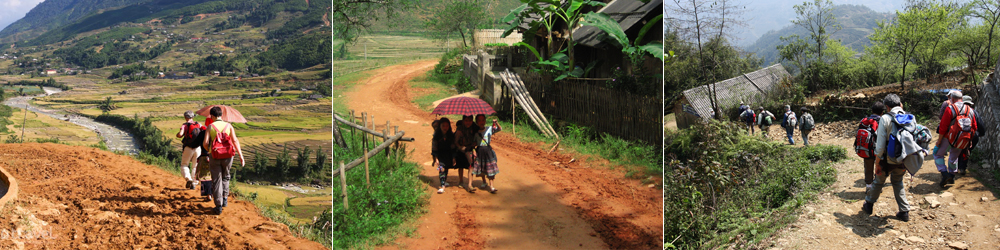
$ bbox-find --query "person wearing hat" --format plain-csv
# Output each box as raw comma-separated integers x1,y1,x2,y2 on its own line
863,93,911,222
799,107,815,146
935,90,977,187
957,95,985,175
781,105,797,145
176,111,206,189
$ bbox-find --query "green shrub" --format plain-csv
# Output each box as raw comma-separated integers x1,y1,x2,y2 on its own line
331,128,427,249
664,120,843,249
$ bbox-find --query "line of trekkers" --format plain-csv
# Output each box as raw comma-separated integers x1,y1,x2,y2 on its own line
854,91,984,222
737,102,816,146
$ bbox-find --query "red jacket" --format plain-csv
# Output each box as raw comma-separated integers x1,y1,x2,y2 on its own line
939,103,977,136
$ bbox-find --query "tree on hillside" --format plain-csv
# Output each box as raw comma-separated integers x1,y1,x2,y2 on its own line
789,0,840,91
426,0,487,48
949,21,991,70
297,146,312,177
332,0,416,58
912,2,964,84
669,0,748,120
869,3,954,90
972,0,1000,65
314,146,328,174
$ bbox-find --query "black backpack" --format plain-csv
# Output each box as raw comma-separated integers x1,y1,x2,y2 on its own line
181,122,205,148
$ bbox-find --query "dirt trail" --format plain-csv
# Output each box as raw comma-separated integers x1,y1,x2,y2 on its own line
759,122,1000,249
0,143,326,249
344,60,661,249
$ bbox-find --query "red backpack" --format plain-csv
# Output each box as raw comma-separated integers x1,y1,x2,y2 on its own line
210,122,236,159
854,115,880,158
947,104,975,149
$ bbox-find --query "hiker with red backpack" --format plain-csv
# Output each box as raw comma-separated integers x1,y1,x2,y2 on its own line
855,101,885,191
934,90,977,188
957,96,985,175
862,94,913,222
201,107,244,215
176,111,206,190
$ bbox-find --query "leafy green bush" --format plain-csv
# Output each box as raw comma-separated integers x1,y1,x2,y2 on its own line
664,120,843,249
331,128,427,249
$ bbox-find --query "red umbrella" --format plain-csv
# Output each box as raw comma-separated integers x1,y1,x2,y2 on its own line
196,105,248,123
431,97,495,116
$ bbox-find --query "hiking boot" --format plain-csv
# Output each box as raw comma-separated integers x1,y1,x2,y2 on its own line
185,181,194,189
213,206,223,215
896,211,909,222
861,201,873,215
940,178,949,188
959,169,967,175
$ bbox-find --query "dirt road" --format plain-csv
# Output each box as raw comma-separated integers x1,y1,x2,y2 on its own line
344,60,661,249
0,143,326,249
759,122,1000,249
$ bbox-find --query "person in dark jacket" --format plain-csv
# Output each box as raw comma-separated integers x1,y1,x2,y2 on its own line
958,96,985,175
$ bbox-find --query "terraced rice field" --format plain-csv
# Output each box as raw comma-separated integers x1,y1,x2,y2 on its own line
333,33,460,78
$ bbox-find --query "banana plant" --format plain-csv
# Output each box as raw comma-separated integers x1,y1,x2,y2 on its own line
515,41,597,81
581,12,665,64
502,0,606,77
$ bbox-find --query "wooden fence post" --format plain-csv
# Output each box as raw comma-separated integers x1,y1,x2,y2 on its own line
364,149,370,186
361,112,368,152
350,110,356,138
332,118,347,149
339,161,348,210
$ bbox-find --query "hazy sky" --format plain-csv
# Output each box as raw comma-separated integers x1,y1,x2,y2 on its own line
734,0,908,46
0,0,45,32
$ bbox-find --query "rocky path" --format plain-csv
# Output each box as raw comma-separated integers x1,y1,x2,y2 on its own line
759,122,1000,250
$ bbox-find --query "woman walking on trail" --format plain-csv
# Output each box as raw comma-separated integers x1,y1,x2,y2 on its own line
432,118,459,194
202,107,244,215
473,114,500,193
454,115,481,192
176,111,206,190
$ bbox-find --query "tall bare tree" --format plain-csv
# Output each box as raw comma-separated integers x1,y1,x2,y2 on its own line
791,0,840,90
972,0,1000,66
670,0,747,120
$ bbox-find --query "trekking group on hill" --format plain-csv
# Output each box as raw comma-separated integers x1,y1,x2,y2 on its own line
176,107,245,215
852,91,984,222
738,102,815,146
431,114,501,194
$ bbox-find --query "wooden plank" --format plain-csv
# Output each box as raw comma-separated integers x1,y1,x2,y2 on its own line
333,131,407,178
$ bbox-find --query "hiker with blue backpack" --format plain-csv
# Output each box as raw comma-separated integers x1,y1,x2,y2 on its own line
739,102,756,135
862,94,932,222
957,95,985,176
201,107,245,215
855,101,885,192
934,90,978,188
781,105,797,145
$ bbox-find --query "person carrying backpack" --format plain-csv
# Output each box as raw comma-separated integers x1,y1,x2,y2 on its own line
934,90,977,188
781,105,797,145
201,107,245,215
757,107,775,138
958,95,985,176
176,111,206,190
855,101,885,191
740,103,756,135
862,94,911,222
799,107,815,146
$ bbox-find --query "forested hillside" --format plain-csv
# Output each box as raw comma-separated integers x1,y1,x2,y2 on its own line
745,4,893,65
0,0,152,43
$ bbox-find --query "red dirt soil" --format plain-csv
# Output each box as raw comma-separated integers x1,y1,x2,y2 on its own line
345,60,662,249
0,143,326,249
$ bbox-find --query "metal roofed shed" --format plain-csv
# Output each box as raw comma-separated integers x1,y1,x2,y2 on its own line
672,64,792,129
573,0,663,49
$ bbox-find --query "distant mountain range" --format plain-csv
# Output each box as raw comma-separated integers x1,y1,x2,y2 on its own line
744,4,895,65
731,0,907,47
0,0,154,43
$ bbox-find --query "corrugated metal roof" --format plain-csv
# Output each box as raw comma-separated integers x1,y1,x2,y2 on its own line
574,0,662,48
680,64,791,120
